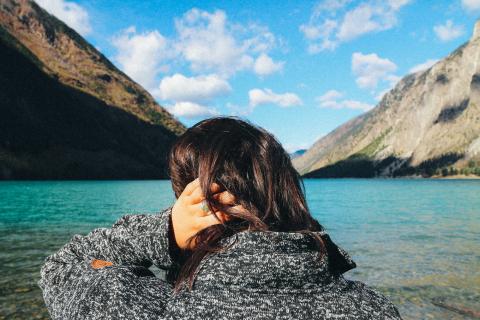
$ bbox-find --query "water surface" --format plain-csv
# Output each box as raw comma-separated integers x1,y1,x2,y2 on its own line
0,179,479,319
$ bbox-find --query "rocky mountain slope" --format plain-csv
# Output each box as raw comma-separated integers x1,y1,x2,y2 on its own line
293,22,480,178
0,0,186,179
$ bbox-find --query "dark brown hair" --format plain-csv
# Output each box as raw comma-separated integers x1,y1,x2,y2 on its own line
167,116,324,292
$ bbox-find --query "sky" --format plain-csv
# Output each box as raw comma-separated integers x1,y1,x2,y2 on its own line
35,0,480,152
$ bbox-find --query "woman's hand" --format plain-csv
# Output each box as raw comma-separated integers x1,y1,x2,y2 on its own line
171,178,237,249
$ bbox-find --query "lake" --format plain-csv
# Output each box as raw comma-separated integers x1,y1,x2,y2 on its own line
0,179,479,319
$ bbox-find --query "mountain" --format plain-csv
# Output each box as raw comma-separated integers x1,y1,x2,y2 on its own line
293,22,480,178
289,149,307,160
0,0,186,179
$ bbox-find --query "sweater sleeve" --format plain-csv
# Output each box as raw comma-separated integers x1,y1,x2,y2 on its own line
38,205,176,319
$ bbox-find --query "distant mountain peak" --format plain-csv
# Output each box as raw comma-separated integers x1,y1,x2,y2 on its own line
289,149,307,160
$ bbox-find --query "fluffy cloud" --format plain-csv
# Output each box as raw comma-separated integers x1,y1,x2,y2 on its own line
174,9,278,76
112,27,169,90
254,53,284,76
317,90,373,111
312,0,352,13
409,59,439,74
388,0,411,10
36,0,91,35
300,19,338,52
341,100,375,111
112,9,285,110
434,20,465,42
156,73,231,103
352,52,398,89
337,3,397,41
166,102,219,119
249,89,302,108
316,90,343,108
462,0,480,11
300,0,411,53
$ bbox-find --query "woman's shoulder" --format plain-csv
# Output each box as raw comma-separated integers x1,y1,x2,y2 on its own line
335,277,402,319
110,205,173,232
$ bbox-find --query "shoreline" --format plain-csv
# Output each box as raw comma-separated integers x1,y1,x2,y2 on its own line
431,174,480,179
1,174,480,181
300,175,480,180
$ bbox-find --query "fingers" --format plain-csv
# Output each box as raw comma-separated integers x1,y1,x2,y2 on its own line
190,191,237,216
188,184,206,203
187,182,224,204
216,211,233,222
191,201,214,217
182,178,200,197
212,191,236,205
197,212,225,229
226,204,247,215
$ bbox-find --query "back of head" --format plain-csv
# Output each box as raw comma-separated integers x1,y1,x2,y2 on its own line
168,116,324,290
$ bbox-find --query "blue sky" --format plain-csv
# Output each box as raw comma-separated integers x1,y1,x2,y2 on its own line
36,0,479,152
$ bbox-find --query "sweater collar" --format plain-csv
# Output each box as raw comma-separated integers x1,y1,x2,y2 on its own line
192,230,356,291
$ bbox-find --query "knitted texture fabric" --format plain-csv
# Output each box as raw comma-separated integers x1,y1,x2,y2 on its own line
38,206,402,319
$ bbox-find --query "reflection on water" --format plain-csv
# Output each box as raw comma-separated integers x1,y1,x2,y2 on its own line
0,179,479,319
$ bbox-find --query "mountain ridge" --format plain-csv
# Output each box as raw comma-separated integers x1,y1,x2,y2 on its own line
0,0,185,134
0,0,186,179
293,22,480,178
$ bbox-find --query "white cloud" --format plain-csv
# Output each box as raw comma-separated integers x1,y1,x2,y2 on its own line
225,102,250,116
166,102,219,119
388,0,411,10
299,24,323,40
109,8,284,110
106,9,290,121
352,52,398,89
300,19,338,52
249,88,303,108
317,89,343,107
409,58,439,74
112,27,169,90
156,73,231,103
462,0,480,11
174,8,277,76
36,0,91,35
317,90,373,111
254,53,284,76
337,3,399,41
341,100,375,111
312,0,351,14
300,0,411,53
434,20,464,42
243,24,278,53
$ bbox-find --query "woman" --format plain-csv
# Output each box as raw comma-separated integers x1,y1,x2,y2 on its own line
38,116,402,319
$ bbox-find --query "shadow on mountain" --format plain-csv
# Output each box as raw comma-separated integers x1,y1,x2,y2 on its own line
434,99,470,124
394,153,464,177
302,153,465,178
0,34,177,179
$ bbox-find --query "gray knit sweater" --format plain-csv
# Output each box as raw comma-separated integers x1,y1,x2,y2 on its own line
38,206,402,319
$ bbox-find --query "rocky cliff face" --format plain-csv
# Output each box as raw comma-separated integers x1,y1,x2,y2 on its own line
0,0,186,179
293,22,480,178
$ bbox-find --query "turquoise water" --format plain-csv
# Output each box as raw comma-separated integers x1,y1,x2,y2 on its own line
0,180,479,319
